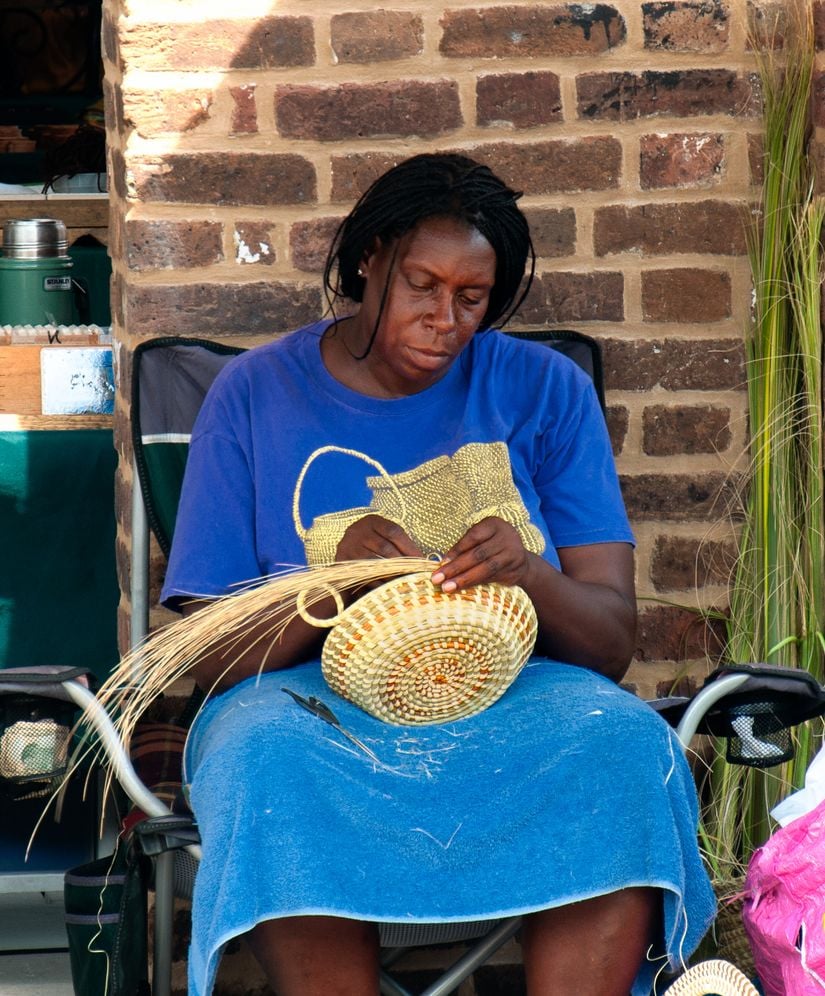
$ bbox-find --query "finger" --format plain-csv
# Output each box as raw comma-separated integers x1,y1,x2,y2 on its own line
432,546,509,590
372,519,424,558
442,520,499,561
338,516,422,561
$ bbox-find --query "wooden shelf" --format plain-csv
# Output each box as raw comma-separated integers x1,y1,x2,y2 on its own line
0,336,114,418
0,413,112,430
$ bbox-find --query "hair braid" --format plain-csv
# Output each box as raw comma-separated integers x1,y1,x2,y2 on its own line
323,153,535,332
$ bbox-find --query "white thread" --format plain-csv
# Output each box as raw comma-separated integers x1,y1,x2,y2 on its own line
664,731,677,786
675,904,691,975
410,823,463,849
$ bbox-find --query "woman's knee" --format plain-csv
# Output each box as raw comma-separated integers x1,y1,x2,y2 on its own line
247,915,380,996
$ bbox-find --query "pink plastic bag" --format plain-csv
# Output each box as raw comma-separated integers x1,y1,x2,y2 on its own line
743,794,825,994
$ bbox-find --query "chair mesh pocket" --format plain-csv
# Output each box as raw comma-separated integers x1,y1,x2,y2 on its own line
725,700,794,768
0,695,75,798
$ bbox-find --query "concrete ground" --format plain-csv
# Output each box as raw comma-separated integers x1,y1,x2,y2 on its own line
0,950,74,995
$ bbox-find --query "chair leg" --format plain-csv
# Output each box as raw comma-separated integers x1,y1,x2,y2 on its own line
379,917,521,996
152,850,175,996
380,971,415,996
419,917,521,996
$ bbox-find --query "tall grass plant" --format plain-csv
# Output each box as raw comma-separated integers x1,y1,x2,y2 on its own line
701,0,825,886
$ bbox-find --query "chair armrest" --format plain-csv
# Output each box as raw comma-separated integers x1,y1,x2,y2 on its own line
57,679,174,820
666,664,825,764
132,813,201,857
0,665,93,701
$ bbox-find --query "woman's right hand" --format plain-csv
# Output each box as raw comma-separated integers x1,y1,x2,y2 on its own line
335,514,423,562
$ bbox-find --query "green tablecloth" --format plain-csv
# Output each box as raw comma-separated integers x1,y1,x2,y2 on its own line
0,429,119,680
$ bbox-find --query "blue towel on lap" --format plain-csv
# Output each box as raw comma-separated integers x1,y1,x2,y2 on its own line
183,659,716,995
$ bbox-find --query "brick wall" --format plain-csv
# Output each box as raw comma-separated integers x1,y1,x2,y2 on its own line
104,0,822,698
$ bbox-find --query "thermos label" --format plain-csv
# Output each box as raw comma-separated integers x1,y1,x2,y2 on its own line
44,276,72,292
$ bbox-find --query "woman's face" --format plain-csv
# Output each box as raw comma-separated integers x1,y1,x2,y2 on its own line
355,215,497,396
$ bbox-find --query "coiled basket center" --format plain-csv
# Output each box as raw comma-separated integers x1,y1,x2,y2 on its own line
321,572,538,726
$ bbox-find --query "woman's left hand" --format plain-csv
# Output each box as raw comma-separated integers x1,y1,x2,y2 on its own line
430,516,532,592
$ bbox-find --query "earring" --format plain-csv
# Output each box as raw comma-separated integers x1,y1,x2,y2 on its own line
357,267,365,277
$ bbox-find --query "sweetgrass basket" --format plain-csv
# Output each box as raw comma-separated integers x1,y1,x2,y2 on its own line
319,572,538,726
663,959,759,995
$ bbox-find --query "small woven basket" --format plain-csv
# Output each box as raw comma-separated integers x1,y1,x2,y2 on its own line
320,572,538,726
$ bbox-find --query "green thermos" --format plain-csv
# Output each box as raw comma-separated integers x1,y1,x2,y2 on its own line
0,219,88,326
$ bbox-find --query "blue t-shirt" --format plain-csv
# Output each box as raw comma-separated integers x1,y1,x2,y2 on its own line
161,322,633,603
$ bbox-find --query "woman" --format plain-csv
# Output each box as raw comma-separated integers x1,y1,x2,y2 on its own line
162,153,715,995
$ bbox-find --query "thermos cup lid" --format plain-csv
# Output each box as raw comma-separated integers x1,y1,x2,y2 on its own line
2,218,69,259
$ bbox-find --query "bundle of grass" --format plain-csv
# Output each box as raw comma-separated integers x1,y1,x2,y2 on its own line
87,557,438,757
700,0,825,891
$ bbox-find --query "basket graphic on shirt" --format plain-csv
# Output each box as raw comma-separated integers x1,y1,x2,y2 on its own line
292,442,545,566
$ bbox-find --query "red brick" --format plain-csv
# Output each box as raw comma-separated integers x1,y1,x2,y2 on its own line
639,132,724,189
642,404,732,455
472,138,621,194
747,1,787,51
230,85,257,135
620,472,739,520
276,81,462,141
290,217,345,273
606,405,629,456
642,1,730,53
109,147,127,202
125,282,322,337
108,211,124,272
654,674,700,699
594,201,747,255
120,17,314,71
814,71,825,128
110,269,125,328
235,17,315,68
331,153,405,202
129,153,316,206
748,133,764,186
816,1,825,50
330,146,613,203
102,78,124,137
330,11,423,63
101,8,120,71
476,72,562,128
636,604,725,662
122,88,213,137
126,220,224,271
522,208,576,258
233,222,276,266
577,70,756,121
641,268,731,322
602,337,745,391
440,5,626,58
517,271,624,324
650,535,736,591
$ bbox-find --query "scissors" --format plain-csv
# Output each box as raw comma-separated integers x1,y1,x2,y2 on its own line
281,687,382,764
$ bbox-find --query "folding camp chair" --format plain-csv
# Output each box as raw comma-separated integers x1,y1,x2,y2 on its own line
2,329,825,996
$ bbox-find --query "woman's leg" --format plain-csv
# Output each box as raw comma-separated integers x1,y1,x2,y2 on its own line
521,888,659,996
247,915,380,996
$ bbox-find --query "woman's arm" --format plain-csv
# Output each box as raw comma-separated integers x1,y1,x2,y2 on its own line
431,518,636,682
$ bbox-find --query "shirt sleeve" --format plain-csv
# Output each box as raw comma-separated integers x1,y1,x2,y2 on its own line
533,368,634,550
160,384,263,607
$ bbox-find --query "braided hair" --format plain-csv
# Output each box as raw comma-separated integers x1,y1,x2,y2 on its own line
323,153,535,344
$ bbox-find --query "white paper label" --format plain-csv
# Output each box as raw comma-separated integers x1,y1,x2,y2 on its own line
40,346,115,415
